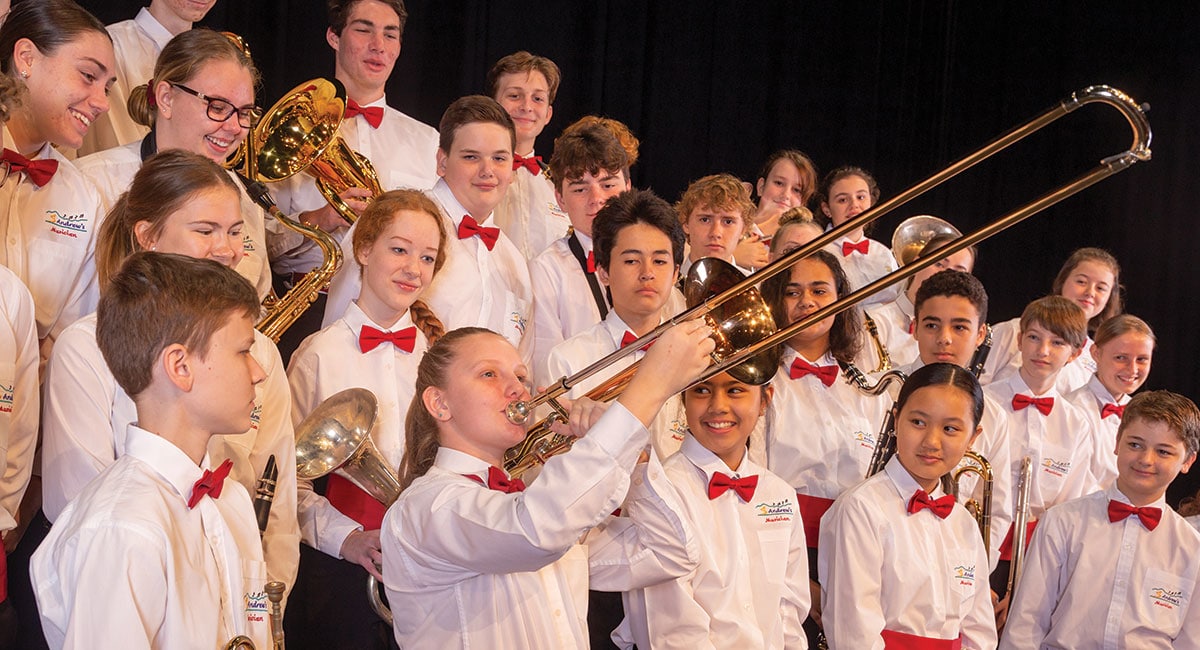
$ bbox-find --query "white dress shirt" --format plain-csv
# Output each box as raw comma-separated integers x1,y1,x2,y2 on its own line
74,8,167,157
618,435,810,649
765,347,890,499
528,232,605,378
819,456,998,649
323,180,533,353
858,301,919,372
822,234,900,306
265,97,439,275
982,317,1096,392
381,401,649,649
1067,374,1128,489
984,372,1098,521
32,425,271,650
75,141,273,300
0,267,37,534
0,131,102,359
40,313,300,591
287,303,427,556
1001,485,1200,649
493,154,570,260
545,311,688,460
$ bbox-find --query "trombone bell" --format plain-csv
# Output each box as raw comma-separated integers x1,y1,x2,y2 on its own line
681,258,781,385
294,388,401,505
891,215,963,267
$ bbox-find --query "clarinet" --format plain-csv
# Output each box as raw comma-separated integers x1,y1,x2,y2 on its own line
254,455,278,536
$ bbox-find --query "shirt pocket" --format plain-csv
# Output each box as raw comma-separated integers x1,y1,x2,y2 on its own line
26,237,84,325
1139,567,1189,637
1035,443,1075,503
756,528,791,585
0,360,14,454
945,546,981,615
241,558,271,638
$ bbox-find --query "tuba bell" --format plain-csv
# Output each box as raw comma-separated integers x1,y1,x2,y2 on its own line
293,387,397,626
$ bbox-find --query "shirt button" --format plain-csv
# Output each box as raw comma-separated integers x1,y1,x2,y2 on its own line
554,610,561,617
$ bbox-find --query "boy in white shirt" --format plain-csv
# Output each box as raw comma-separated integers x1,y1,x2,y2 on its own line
488,51,570,260
1001,390,1200,649
528,117,633,376
983,295,1098,601
619,370,809,649
31,252,271,649
675,173,755,278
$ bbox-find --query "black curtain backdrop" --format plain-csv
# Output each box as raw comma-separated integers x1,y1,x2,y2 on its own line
78,0,1200,502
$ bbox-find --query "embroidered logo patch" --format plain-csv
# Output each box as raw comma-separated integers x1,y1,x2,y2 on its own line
242,234,255,252
1040,457,1071,477
756,499,794,523
853,429,876,450
669,419,686,442
244,590,267,623
0,383,13,414
953,564,976,587
44,210,87,238
249,404,262,431
1150,587,1183,610
509,311,527,336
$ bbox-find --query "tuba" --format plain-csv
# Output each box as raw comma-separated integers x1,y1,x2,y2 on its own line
292,388,397,625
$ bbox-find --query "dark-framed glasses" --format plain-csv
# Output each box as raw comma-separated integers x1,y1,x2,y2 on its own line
171,83,263,129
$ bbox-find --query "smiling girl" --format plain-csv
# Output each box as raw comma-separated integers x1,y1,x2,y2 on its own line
0,0,114,359
820,363,997,649
817,166,901,306
75,28,273,300
285,189,447,647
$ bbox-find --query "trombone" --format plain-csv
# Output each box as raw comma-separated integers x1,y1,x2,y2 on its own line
504,85,1151,471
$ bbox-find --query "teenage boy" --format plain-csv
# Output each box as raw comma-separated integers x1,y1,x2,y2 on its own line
324,96,532,353
983,295,1097,594
910,269,1013,568
488,51,570,260
31,252,270,648
616,370,809,648
544,189,689,459
675,173,755,278
1001,390,1200,648
528,117,632,376
77,0,218,156
269,0,441,356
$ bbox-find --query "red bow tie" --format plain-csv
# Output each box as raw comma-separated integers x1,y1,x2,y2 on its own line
1012,393,1054,416
620,330,654,352
1108,500,1161,531
788,357,839,387
1,148,58,187
512,153,542,174
1101,403,1125,419
907,489,956,519
708,471,758,502
586,250,596,273
841,239,870,256
359,325,416,353
466,466,526,493
457,214,500,251
187,459,234,509
344,99,384,128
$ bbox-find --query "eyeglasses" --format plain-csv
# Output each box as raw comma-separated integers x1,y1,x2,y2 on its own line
171,83,263,129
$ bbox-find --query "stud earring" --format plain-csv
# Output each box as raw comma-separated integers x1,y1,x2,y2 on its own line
19,69,28,80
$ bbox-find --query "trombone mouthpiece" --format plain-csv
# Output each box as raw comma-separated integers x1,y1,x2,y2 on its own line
506,400,531,425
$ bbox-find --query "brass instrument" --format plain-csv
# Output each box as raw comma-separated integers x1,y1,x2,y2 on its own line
890,215,963,267
502,85,1150,493
503,258,780,478
951,450,994,550
292,388,397,625
266,581,286,650
224,636,255,650
308,136,384,224
1007,456,1034,598
235,78,349,342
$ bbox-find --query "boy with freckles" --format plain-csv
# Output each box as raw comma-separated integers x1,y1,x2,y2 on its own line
1001,390,1200,649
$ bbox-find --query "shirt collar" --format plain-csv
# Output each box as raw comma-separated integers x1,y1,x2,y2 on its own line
601,311,634,347
431,178,494,227
680,433,756,478
1,126,58,162
134,7,176,51
573,230,594,252
780,345,836,368
1107,482,1167,510
1086,374,1124,406
433,447,496,479
123,424,211,507
895,291,915,319
884,454,947,499
1005,370,1061,399
345,299,415,333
